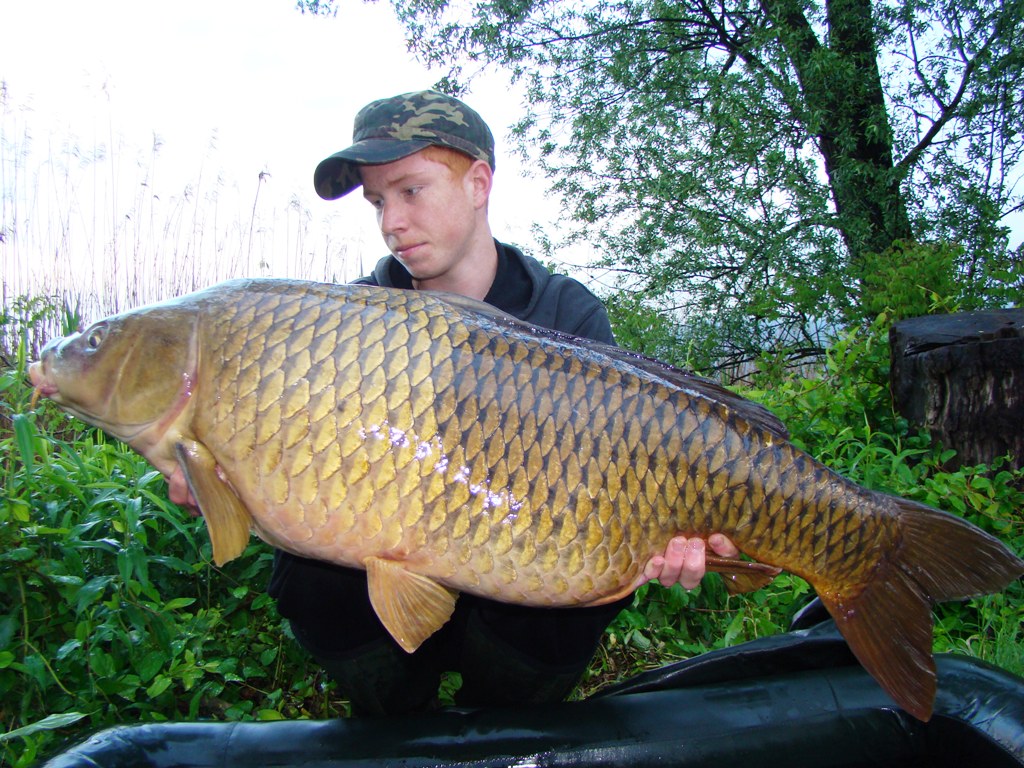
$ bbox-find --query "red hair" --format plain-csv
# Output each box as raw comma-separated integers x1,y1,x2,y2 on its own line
419,145,475,178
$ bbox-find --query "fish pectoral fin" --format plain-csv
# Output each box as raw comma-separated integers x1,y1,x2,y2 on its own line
364,556,458,654
705,555,783,595
175,442,252,567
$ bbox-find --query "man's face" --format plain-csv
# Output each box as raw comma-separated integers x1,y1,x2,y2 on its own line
360,150,486,282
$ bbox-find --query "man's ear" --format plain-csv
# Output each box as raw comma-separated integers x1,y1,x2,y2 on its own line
466,159,493,209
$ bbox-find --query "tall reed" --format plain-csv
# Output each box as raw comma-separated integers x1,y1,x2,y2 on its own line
1,85,363,357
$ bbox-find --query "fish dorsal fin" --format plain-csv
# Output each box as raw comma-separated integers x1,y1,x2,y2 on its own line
175,441,253,566
605,351,792,442
364,556,458,653
427,289,518,320
430,291,790,442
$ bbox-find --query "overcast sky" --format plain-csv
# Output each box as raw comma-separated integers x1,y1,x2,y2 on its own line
2,0,588,304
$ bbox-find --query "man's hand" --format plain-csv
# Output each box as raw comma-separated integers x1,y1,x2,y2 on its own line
167,467,201,517
643,533,739,590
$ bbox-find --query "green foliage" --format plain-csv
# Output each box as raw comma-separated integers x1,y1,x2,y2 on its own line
603,291,691,368
859,240,962,322
295,0,337,15
387,0,1024,363
1,364,335,765
590,312,1022,688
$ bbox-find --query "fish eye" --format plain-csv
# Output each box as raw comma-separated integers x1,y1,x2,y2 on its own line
85,324,107,350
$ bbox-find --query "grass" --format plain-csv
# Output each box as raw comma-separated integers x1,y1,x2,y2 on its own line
1,81,362,359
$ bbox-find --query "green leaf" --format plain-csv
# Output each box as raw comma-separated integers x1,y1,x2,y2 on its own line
4,547,36,563
13,413,36,473
146,675,173,698
89,650,116,678
0,712,88,743
138,651,167,683
75,575,115,613
163,597,197,612
56,639,83,661
723,611,746,645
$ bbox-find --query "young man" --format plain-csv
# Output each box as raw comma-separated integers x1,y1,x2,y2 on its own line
267,90,738,715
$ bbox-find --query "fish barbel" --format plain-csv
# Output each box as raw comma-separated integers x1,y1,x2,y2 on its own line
28,278,1023,721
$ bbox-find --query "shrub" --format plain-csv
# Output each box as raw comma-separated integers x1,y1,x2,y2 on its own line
593,313,1022,688
1,355,332,766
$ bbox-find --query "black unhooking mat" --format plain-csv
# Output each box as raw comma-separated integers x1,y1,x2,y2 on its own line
41,622,1024,768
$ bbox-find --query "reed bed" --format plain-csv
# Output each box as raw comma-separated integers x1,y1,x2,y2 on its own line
1,91,367,357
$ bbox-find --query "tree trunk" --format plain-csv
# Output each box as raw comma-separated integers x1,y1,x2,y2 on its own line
889,309,1024,473
763,0,915,278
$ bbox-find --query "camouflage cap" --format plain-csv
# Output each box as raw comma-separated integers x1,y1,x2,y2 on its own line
313,90,496,200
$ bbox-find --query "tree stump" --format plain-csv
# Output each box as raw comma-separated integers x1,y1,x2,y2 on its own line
889,309,1024,472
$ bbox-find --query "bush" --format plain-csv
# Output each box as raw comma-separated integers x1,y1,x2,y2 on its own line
592,313,1022,688
1,352,333,766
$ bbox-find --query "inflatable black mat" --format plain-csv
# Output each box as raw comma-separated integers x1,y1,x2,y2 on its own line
42,624,1024,767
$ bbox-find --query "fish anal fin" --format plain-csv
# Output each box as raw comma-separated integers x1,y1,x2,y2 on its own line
364,556,458,654
705,555,782,595
818,571,936,721
175,442,252,566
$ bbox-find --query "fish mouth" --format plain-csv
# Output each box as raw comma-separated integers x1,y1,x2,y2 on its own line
25,352,152,442
27,360,59,409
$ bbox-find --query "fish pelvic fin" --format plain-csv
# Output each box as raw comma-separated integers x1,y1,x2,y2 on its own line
705,555,782,595
175,442,252,566
818,496,1024,723
364,556,458,654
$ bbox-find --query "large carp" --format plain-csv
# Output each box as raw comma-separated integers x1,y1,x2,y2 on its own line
29,278,1023,721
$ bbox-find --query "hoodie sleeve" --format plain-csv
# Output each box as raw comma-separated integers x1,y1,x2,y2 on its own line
542,276,616,345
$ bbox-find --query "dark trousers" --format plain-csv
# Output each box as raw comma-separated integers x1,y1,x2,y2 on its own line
268,550,630,716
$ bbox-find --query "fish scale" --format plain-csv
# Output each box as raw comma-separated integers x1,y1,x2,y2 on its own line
29,277,1024,722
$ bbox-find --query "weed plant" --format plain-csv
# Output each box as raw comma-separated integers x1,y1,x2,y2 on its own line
2,308,1022,765
1,305,334,766
1,88,364,361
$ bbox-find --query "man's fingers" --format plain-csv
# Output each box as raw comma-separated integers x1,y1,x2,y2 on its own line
167,468,201,516
654,536,685,587
647,535,734,590
678,538,705,590
644,555,666,583
708,532,739,557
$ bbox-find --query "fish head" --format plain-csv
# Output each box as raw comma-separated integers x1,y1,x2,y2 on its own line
29,304,198,450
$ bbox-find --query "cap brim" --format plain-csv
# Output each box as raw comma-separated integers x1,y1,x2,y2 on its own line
313,138,433,200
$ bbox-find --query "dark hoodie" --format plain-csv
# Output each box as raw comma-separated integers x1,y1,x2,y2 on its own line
353,239,615,343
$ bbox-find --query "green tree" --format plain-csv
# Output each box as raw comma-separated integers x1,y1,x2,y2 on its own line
308,0,1024,364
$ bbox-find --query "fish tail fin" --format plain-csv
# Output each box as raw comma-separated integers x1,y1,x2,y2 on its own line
817,496,1023,723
